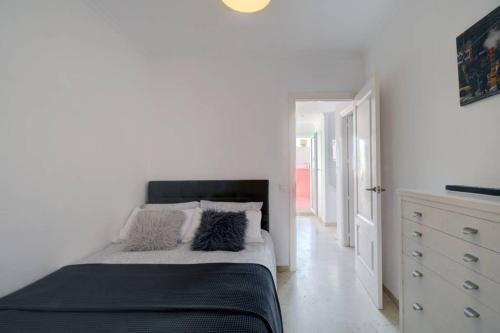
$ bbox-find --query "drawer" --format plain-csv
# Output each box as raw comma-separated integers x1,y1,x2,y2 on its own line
403,258,465,333
402,297,441,333
403,219,500,284
403,257,500,333
402,279,450,332
402,200,500,253
404,236,500,314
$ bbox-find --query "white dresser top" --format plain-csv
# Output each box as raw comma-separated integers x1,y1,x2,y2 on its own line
398,189,500,220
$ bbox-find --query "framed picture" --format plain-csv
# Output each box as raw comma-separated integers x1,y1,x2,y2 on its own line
456,5,500,106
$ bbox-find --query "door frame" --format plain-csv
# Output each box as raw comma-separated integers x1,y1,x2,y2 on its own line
337,106,355,247
288,92,354,272
295,134,314,215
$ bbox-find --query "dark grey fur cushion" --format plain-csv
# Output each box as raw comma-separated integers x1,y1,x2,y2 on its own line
191,210,247,252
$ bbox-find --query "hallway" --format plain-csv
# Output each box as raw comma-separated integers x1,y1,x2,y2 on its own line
277,216,399,333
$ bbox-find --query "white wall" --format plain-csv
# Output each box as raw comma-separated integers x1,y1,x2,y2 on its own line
365,0,500,297
149,54,364,265
0,0,153,296
0,2,364,297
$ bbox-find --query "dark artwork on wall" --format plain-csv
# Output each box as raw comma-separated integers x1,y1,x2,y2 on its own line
456,5,500,106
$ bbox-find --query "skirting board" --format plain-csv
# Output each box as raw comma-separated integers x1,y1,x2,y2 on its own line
383,285,399,308
277,266,290,272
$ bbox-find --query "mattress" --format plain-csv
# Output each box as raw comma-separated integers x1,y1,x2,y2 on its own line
78,230,277,282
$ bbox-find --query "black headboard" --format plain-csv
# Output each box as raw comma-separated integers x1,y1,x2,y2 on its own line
147,180,269,231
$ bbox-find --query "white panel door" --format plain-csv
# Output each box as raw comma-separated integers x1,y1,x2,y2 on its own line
353,78,383,309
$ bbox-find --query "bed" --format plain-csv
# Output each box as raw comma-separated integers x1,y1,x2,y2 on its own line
79,229,277,283
0,180,282,333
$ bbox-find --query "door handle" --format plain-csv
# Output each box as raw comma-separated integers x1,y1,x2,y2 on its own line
365,186,386,194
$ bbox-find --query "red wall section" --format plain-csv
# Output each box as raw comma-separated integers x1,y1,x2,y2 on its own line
296,168,310,210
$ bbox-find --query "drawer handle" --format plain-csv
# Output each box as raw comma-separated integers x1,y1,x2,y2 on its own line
463,280,479,290
412,270,423,278
412,303,423,311
412,212,423,218
463,227,478,235
464,307,480,318
463,254,479,263
412,251,423,258
412,231,422,238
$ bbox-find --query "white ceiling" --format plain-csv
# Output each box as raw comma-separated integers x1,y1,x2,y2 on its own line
86,0,395,58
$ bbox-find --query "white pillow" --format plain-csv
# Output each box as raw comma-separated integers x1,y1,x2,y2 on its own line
178,209,195,241
200,200,263,212
115,206,195,243
141,201,200,210
245,210,264,243
114,207,141,243
182,207,203,243
181,208,263,244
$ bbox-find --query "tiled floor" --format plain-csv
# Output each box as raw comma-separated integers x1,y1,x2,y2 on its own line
277,216,399,333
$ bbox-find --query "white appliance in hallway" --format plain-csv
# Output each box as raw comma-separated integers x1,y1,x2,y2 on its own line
353,78,384,309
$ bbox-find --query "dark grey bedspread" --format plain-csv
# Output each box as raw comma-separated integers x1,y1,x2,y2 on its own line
0,263,282,333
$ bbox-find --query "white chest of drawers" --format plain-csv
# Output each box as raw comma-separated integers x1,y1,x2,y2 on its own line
399,190,500,333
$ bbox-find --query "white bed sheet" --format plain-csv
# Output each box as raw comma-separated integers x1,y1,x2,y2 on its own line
78,230,277,283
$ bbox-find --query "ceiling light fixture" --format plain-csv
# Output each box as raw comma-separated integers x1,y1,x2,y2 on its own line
222,0,271,13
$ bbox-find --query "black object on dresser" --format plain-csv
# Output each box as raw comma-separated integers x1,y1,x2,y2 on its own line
446,185,500,197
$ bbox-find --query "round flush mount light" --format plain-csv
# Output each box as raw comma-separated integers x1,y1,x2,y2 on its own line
222,0,271,13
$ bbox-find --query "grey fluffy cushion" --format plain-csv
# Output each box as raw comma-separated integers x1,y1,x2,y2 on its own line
124,210,185,251
191,210,247,252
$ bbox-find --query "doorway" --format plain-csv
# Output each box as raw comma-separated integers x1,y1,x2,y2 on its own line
289,93,353,273
295,137,317,214
288,81,383,309
295,100,342,223
284,89,394,326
